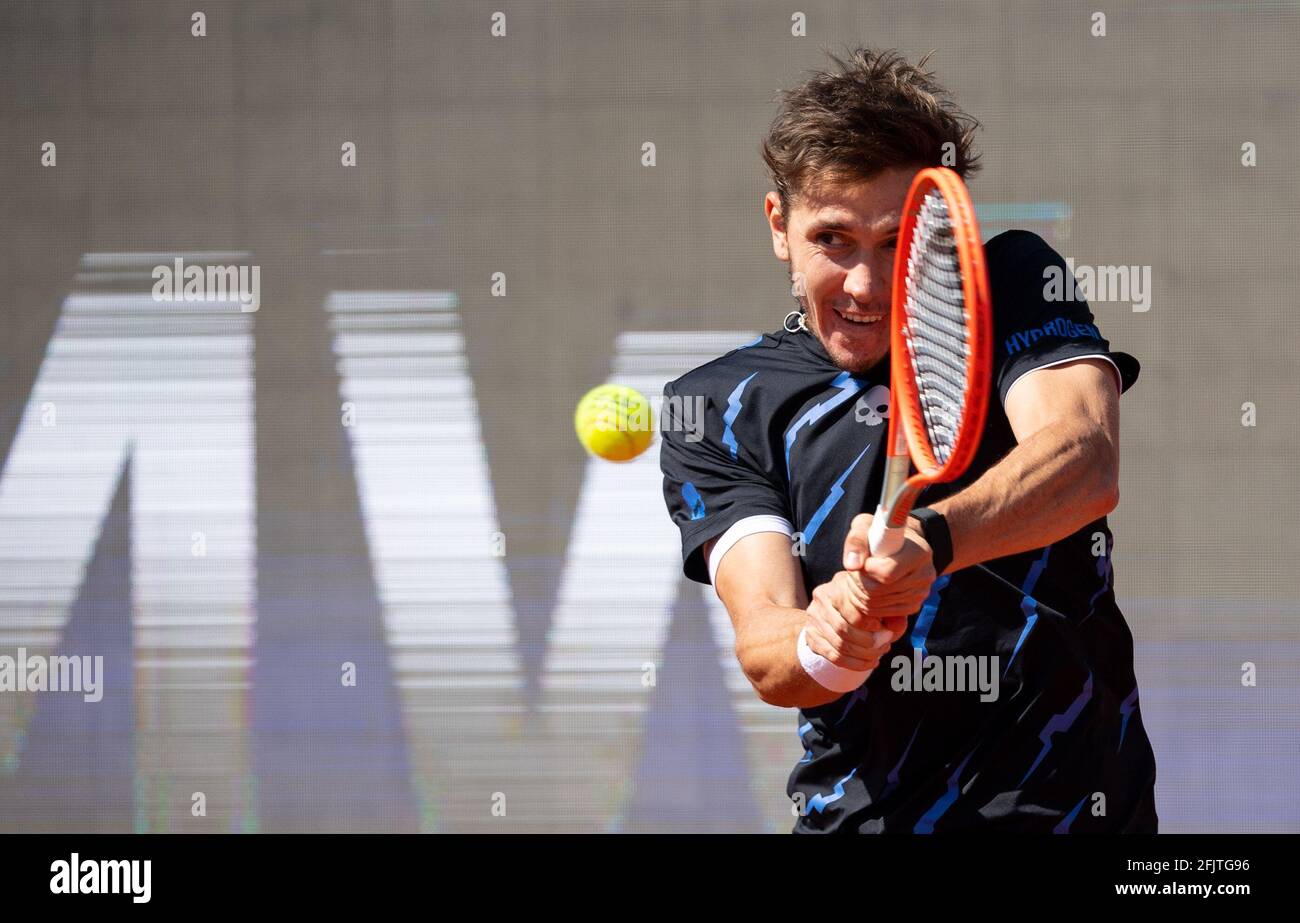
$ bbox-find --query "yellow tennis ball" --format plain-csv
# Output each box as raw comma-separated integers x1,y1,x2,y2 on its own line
574,384,655,462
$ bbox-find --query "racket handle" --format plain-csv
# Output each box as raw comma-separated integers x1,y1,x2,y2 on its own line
867,504,906,557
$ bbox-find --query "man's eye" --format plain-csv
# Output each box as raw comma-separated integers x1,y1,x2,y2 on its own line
816,232,846,247
882,237,899,250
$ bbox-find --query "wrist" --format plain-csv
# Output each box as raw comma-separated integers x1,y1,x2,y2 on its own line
796,627,873,693
909,507,954,575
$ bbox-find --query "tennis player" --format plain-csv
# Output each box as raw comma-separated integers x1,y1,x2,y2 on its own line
658,49,1157,832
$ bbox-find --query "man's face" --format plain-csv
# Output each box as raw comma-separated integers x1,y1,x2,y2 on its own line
765,165,921,375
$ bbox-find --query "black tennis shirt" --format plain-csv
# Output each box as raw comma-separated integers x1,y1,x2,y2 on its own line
658,231,1158,833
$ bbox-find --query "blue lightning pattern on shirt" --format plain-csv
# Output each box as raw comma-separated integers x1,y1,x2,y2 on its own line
1004,545,1051,676
722,372,758,459
1082,532,1114,627
806,768,858,814
882,720,924,799
783,371,867,478
797,721,815,765
1118,685,1138,752
910,575,952,656
1021,672,1094,785
680,482,706,521
1054,793,1090,833
801,443,871,544
914,749,976,833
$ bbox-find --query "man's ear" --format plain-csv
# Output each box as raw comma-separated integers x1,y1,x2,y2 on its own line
765,191,790,261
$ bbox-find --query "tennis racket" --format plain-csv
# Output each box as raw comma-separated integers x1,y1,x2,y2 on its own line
862,168,1098,678
866,166,993,558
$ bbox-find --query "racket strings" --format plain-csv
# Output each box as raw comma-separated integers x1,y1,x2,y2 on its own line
902,190,972,466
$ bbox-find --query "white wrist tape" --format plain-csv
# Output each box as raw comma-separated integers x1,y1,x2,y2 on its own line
796,627,874,693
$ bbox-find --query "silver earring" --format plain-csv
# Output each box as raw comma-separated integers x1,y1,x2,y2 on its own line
783,309,808,334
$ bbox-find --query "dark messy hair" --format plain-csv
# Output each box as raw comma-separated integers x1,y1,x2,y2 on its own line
761,47,982,215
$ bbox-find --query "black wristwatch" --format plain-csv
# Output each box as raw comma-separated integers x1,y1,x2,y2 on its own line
909,507,953,576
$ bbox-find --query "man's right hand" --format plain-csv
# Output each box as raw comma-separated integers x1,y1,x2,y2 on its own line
804,570,909,672
709,531,909,708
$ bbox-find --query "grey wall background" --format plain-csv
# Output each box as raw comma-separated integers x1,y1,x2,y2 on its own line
0,0,1297,833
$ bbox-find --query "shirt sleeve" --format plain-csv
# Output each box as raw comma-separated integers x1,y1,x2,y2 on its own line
659,377,793,585
988,231,1141,408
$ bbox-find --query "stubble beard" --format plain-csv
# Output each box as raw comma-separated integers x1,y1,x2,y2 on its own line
788,273,888,377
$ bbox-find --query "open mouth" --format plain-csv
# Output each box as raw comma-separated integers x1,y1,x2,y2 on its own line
835,307,885,326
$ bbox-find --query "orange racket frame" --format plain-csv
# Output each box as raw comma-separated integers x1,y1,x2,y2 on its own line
867,166,993,558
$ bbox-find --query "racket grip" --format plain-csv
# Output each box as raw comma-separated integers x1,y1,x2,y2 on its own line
867,504,906,557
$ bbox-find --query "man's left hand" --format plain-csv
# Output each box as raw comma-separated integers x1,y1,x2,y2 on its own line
840,512,938,619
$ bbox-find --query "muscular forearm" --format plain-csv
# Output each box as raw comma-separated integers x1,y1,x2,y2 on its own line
929,419,1118,573
736,604,847,709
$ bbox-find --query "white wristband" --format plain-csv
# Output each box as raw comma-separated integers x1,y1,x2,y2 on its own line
797,627,874,693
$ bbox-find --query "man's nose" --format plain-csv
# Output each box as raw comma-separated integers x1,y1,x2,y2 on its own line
843,258,889,305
